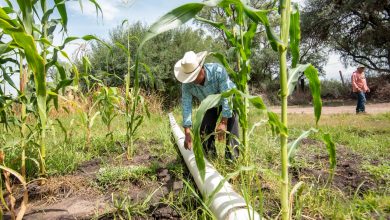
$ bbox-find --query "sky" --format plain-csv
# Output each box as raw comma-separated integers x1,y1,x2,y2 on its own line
3,0,356,95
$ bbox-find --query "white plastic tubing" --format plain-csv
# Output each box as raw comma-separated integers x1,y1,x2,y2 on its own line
168,113,261,220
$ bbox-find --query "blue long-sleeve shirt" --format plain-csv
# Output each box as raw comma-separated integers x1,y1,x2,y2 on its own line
182,63,236,128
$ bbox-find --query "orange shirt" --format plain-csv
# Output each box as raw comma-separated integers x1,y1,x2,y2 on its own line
351,71,369,93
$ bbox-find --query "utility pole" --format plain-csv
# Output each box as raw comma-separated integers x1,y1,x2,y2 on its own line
339,70,345,86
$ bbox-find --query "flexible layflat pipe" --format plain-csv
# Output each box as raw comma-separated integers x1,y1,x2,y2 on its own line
168,113,261,220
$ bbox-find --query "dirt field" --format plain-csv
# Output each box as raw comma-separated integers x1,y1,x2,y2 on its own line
270,103,390,115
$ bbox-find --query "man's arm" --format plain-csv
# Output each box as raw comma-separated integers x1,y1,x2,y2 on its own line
182,85,193,149
182,85,193,128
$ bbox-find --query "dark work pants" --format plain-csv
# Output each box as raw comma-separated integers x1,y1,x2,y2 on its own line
356,91,366,113
200,107,240,160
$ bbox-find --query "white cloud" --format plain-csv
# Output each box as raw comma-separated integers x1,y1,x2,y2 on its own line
69,0,126,22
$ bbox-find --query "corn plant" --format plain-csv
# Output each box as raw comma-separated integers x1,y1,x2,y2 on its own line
140,1,336,219
76,56,102,150
94,86,121,140
0,0,105,175
115,20,152,159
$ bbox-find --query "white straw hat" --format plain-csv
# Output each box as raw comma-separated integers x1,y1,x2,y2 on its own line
174,51,208,83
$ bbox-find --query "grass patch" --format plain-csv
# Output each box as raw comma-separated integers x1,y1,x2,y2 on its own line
97,164,158,187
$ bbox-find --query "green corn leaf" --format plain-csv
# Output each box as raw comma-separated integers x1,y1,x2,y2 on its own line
138,94,150,118
61,35,110,50
182,179,214,217
87,0,103,19
42,7,55,25
115,42,130,56
287,63,310,96
55,118,68,142
2,70,18,92
16,0,33,34
0,7,47,131
289,3,300,68
54,61,67,81
287,63,322,124
54,0,68,31
222,88,267,110
243,22,258,57
195,16,235,46
243,5,283,51
0,42,14,54
209,52,236,76
0,57,18,65
83,35,111,49
140,3,205,49
287,128,317,160
82,56,91,74
304,65,322,124
218,0,244,25
193,94,222,181
267,111,287,136
4,0,12,8
322,133,336,177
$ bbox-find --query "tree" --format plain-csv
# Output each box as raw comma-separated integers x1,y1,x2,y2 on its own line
302,0,390,74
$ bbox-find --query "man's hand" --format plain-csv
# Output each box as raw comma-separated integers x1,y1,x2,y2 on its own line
216,118,228,141
184,127,192,150
367,88,370,93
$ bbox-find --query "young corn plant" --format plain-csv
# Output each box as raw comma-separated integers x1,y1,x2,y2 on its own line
77,56,102,150
94,86,121,141
115,20,152,159
0,0,105,175
141,1,336,219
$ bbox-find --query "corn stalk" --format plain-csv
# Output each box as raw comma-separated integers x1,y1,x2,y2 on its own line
115,21,150,159
278,0,291,218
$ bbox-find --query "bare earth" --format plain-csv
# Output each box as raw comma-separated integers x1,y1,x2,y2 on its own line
270,102,390,115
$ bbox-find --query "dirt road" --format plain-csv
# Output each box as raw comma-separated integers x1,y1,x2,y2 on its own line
270,102,390,115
